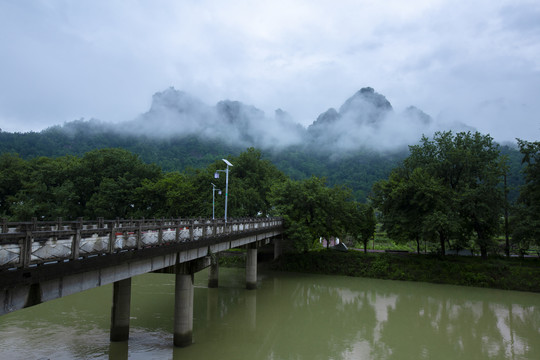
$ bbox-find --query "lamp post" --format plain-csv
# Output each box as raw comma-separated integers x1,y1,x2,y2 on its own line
214,159,233,223
211,183,222,220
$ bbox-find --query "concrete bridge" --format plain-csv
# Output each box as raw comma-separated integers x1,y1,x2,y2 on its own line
0,217,283,347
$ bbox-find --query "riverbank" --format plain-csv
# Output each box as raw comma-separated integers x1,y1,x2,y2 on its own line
270,250,540,292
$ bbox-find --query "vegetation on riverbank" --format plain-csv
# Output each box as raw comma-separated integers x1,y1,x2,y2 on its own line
271,250,540,292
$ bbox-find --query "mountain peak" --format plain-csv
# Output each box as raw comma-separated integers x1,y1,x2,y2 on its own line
339,87,393,118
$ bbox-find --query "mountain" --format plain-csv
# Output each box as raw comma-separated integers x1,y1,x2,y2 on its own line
122,87,305,150
119,86,458,153
0,86,522,201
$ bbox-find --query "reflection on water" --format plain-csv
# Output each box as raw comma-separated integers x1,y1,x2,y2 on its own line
0,268,539,359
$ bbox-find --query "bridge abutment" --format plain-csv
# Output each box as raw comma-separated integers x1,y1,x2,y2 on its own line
110,278,132,342
174,262,194,347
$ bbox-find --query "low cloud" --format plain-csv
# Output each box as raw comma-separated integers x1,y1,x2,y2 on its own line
110,86,479,154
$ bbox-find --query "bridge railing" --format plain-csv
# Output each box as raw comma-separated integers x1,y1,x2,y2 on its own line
0,217,282,270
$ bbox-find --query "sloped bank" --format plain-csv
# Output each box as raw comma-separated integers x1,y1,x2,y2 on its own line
270,250,540,292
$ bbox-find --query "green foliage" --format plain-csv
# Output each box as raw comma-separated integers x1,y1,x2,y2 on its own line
228,148,287,217
0,146,288,221
372,131,505,258
0,121,526,204
270,176,357,252
512,140,540,251
272,251,540,292
346,203,376,252
0,149,162,220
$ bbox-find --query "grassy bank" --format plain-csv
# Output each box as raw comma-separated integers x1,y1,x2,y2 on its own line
271,250,540,292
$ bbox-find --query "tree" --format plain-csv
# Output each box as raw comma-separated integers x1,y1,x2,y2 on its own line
8,155,82,220
511,140,540,253
0,153,29,217
372,166,455,254
346,202,376,253
134,172,200,218
372,131,504,257
79,149,162,219
270,176,354,252
224,147,286,217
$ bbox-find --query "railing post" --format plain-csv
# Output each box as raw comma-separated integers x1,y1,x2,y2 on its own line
21,227,32,268
202,220,208,238
1,217,7,233
189,220,194,241
71,217,82,260
175,219,180,243
158,220,163,245
108,222,116,254
136,220,143,250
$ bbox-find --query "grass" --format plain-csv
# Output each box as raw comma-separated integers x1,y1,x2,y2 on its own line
271,250,540,292
358,228,540,256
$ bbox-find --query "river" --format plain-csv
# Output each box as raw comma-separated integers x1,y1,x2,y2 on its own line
0,267,539,359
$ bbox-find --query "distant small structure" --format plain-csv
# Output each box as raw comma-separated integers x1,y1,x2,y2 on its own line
320,237,339,247
331,242,348,252
445,249,473,256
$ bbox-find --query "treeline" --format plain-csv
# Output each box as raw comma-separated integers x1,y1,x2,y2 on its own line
0,146,376,254
0,120,524,202
372,131,540,257
1,126,537,258
0,147,282,221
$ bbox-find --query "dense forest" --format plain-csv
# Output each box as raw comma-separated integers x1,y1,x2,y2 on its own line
0,125,538,257
0,121,524,202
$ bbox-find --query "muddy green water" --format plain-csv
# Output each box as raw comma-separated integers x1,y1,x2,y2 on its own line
0,267,539,359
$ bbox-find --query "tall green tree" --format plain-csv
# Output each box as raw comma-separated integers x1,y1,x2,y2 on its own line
372,167,453,254
511,140,540,252
134,172,199,218
8,155,82,220
0,153,29,217
372,131,504,257
270,176,354,252
346,202,376,253
79,148,162,219
223,147,286,217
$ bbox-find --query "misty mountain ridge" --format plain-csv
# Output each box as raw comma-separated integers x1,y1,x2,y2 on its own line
112,86,473,153
0,86,523,202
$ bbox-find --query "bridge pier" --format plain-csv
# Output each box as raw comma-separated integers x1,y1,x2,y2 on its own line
110,278,132,342
274,236,283,260
208,255,219,288
246,245,257,290
174,262,194,347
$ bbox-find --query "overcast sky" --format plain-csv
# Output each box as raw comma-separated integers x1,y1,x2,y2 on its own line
1,0,539,143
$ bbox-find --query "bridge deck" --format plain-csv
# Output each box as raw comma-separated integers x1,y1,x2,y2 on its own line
0,217,283,316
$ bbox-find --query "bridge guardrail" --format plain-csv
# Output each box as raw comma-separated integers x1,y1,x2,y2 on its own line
0,217,282,270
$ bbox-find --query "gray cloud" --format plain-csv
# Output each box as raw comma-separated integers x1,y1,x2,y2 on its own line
0,0,538,143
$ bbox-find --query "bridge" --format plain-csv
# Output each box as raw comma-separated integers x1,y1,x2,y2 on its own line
0,217,283,347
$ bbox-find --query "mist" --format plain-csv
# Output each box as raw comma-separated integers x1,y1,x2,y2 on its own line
306,88,475,153
119,87,305,150
56,86,479,154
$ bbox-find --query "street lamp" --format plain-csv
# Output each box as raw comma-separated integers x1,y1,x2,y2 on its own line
211,183,222,220
214,159,233,223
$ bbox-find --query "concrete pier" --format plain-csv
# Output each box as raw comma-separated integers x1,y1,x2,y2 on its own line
246,246,258,290
110,278,132,342
208,255,219,288
274,237,282,260
174,262,194,347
